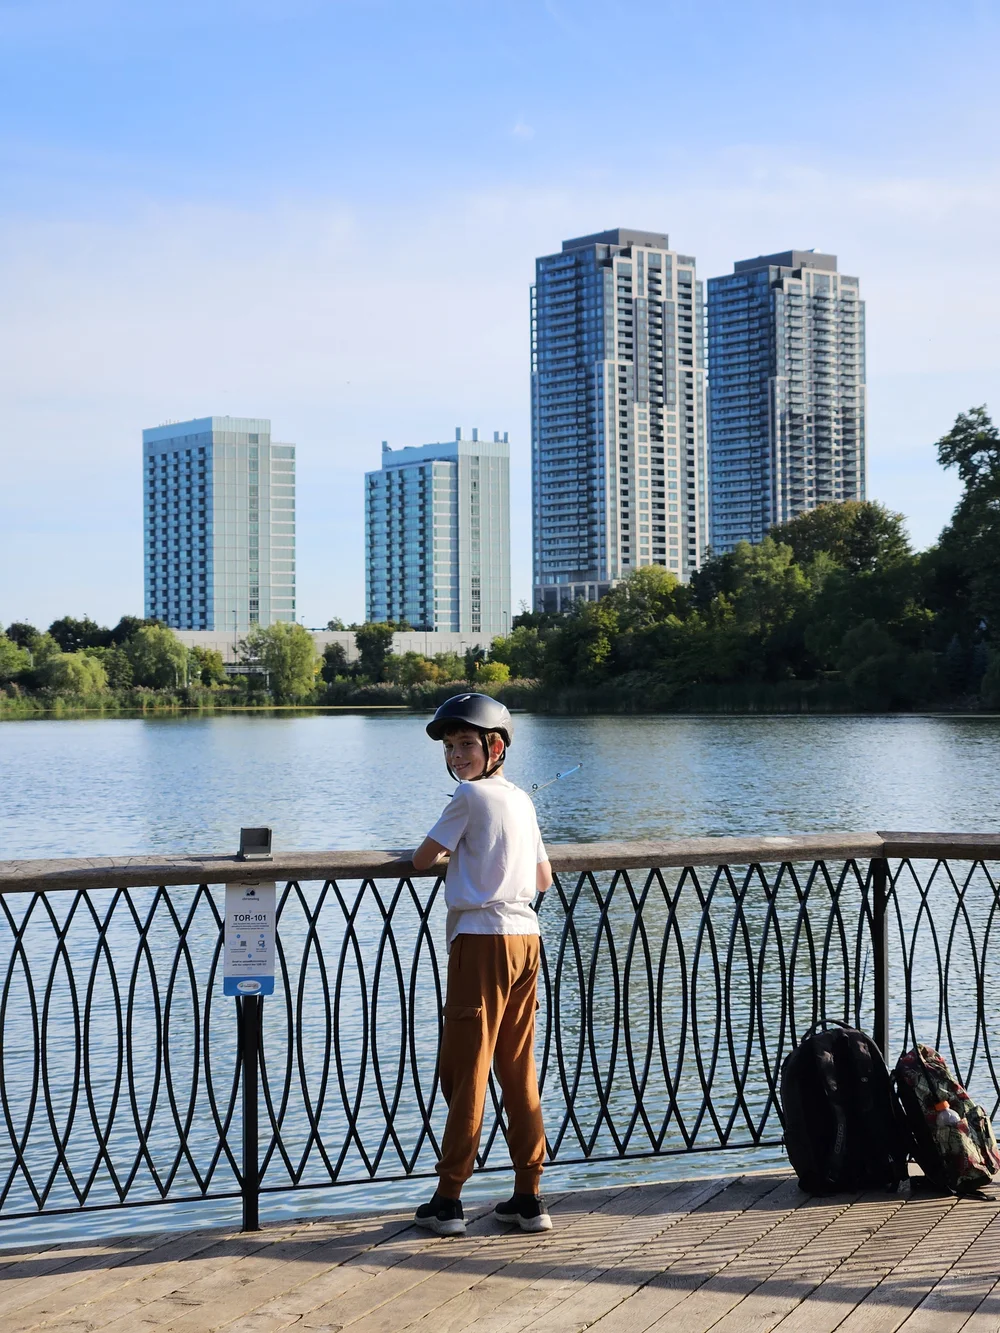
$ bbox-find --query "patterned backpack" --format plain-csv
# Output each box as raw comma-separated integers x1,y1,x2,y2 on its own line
893,1045,1000,1195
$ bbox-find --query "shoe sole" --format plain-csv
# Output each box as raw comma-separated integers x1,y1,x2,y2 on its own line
414,1215,466,1236
495,1211,553,1232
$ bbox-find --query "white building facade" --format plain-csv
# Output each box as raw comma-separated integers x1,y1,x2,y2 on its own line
365,432,511,636
143,416,296,631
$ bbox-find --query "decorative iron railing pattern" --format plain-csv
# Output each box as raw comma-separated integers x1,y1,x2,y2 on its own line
1,834,998,1227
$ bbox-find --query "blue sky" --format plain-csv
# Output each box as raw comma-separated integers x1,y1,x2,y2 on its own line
2,0,999,628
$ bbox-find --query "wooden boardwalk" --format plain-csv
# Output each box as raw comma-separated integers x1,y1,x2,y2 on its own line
2,1172,1000,1332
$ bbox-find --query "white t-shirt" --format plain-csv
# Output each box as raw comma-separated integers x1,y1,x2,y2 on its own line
425,776,548,949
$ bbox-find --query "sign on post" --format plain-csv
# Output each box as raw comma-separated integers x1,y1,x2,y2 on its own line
224,881,276,996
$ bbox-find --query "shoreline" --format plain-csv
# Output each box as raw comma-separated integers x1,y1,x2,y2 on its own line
5,703,1000,722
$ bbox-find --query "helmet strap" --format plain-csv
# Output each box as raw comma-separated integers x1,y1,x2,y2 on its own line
480,735,506,780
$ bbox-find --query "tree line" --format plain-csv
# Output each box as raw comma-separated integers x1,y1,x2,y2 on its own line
3,406,1000,714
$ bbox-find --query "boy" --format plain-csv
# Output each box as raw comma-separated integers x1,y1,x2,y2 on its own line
410,692,553,1236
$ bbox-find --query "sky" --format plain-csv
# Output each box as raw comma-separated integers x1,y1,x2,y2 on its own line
2,0,999,630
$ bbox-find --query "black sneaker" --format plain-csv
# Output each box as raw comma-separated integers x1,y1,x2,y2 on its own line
414,1192,466,1236
494,1192,552,1232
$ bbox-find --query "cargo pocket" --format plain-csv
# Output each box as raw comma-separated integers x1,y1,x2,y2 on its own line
444,1005,483,1021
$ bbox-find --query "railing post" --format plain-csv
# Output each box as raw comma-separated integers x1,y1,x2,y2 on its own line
871,857,890,1061
239,995,261,1231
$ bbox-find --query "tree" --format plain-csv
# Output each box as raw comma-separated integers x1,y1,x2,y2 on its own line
543,600,619,685
475,660,510,684
0,634,31,682
5,622,40,650
730,539,809,639
770,501,912,574
48,615,111,652
321,641,350,684
189,646,227,686
242,622,318,702
109,615,157,645
388,652,441,685
126,624,190,688
432,652,465,680
101,646,134,689
354,622,397,682
325,617,347,631
934,406,1000,637
603,565,683,629
464,645,486,679
42,652,108,694
31,633,63,668
489,627,546,679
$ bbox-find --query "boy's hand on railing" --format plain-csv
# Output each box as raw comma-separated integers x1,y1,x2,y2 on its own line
410,837,449,873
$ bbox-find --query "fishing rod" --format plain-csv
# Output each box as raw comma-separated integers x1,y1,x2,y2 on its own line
443,762,582,799
531,764,582,793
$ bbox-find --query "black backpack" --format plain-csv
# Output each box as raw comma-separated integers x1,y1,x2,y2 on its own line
780,1020,909,1195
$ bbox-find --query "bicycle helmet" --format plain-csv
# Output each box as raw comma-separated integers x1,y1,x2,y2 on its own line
426,693,514,780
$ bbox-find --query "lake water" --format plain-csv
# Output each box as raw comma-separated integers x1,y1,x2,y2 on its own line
4,711,1000,860
3,711,1000,1246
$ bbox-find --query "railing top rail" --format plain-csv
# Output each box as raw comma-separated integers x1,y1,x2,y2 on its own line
0,832,887,894
4,832,1000,895
879,831,1000,859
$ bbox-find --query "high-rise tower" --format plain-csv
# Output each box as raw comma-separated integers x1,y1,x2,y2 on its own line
143,416,296,631
531,228,708,611
707,251,866,554
365,430,511,634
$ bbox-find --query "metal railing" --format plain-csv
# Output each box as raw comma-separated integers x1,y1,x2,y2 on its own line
2,832,999,1229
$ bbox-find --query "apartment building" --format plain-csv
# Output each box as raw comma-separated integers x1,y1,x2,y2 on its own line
143,416,296,631
364,431,510,635
707,250,866,553
531,228,708,611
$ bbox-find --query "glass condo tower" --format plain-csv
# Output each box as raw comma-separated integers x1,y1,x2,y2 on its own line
707,251,866,554
531,228,708,611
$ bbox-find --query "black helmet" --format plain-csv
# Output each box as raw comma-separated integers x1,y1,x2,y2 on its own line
426,693,514,746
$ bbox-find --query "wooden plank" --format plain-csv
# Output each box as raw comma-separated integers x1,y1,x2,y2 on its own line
832,1198,997,1333
88,1210,438,1333
572,1176,808,1333
49,1215,414,1333
0,1227,214,1324
205,1194,594,1333
769,1196,959,1333
465,1175,738,1333
895,1210,1000,1332
204,1194,583,1333
14,1229,287,1333
963,1271,1000,1333
675,1192,907,1333
291,1190,617,1333
7,1172,1000,1333
357,1178,708,1333
642,1193,864,1333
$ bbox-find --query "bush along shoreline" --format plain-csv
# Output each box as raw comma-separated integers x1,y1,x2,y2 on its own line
5,408,1000,719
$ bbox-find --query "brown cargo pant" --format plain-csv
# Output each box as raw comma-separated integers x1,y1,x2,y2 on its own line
436,933,546,1198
